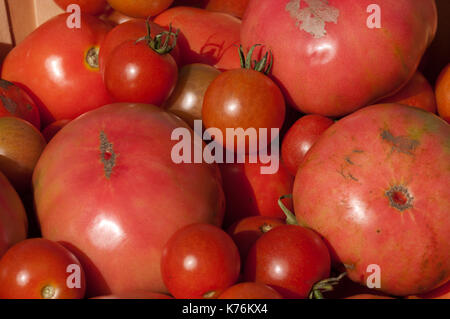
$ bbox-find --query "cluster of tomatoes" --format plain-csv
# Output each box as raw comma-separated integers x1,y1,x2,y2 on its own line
0,0,449,300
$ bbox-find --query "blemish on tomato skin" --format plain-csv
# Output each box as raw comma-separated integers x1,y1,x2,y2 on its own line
99,131,117,179
380,129,420,156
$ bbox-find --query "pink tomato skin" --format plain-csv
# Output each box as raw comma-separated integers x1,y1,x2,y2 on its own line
154,7,241,71
241,0,437,117
33,103,225,297
293,103,450,296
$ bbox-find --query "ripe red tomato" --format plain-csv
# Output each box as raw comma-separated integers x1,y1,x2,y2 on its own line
103,28,178,106
407,280,450,299
379,72,437,113
241,0,437,116
54,0,108,15
41,119,70,143
0,79,40,129
202,46,285,153
0,117,47,193
293,104,450,296
220,160,294,227
1,14,113,126
436,63,450,123
0,171,27,258
281,114,334,176
0,238,86,299
99,19,180,74
33,103,225,296
218,282,283,299
243,225,331,299
154,7,241,70
227,216,285,262
161,223,240,299
107,0,173,18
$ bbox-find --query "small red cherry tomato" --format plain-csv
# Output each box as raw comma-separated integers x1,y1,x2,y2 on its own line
218,282,283,299
281,114,334,175
0,238,86,299
243,225,331,299
161,223,240,299
103,24,178,106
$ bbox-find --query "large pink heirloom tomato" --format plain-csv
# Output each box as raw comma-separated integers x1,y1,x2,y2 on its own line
293,104,450,296
32,103,225,297
241,0,437,117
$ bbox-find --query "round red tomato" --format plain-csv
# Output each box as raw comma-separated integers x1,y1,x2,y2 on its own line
243,224,331,299
380,72,437,113
0,171,27,258
161,223,240,299
227,216,285,262
33,103,225,296
103,27,178,106
241,0,437,116
293,104,450,296
99,19,180,74
281,114,334,176
202,46,285,153
218,282,283,299
0,238,86,299
0,79,40,129
107,0,173,18
220,159,294,227
205,0,250,18
54,0,108,15
1,14,113,126
154,7,241,70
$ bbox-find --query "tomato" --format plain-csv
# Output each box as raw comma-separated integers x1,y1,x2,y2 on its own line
102,10,138,25
345,294,394,299
33,103,225,296
0,171,27,258
0,79,40,129
99,19,180,74
220,159,293,227
92,291,173,299
227,216,285,262
436,63,450,123
202,46,285,153
107,0,173,18
241,0,437,116
407,281,450,299
1,14,113,126
218,282,283,299
205,0,250,18
164,63,221,128
154,7,241,70
0,117,46,193
0,238,86,299
281,114,334,176
161,223,240,299
103,26,178,106
379,72,437,113
41,119,70,143
54,0,108,15
243,225,331,299
293,104,450,296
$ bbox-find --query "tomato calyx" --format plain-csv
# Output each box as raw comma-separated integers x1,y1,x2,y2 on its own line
238,44,273,75
278,194,307,227
309,272,347,299
136,18,179,55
